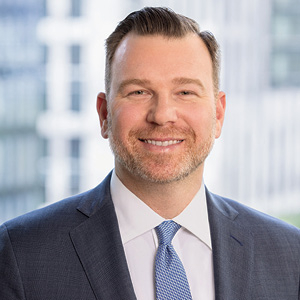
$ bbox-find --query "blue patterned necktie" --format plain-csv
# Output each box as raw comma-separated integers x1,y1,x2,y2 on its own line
155,220,192,300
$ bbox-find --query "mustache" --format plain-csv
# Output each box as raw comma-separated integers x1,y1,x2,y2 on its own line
128,125,196,140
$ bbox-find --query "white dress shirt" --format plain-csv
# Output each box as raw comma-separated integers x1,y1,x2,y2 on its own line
110,170,215,300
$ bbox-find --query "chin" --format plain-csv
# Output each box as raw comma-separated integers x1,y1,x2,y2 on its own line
126,161,204,184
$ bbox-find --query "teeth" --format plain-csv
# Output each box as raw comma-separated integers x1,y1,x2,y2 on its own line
144,140,182,146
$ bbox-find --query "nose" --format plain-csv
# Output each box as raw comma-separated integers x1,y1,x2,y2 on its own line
146,94,178,125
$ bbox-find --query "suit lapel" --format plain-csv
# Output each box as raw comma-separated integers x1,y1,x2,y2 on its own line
70,174,136,300
206,190,254,300
69,176,255,299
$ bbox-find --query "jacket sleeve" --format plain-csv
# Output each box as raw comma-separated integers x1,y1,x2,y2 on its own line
0,223,26,299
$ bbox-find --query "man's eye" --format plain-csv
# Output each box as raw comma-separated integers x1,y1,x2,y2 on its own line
180,91,192,95
132,90,145,95
126,89,151,99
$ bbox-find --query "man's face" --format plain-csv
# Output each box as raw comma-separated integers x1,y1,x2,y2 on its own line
98,33,225,184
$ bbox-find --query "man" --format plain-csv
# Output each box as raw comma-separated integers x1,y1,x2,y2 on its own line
0,7,299,300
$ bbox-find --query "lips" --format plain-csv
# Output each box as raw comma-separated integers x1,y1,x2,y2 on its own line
140,139,183,146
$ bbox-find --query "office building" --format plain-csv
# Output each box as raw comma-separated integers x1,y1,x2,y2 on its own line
0,0,46,222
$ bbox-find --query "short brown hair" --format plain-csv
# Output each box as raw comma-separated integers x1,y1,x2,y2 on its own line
105,7,220,96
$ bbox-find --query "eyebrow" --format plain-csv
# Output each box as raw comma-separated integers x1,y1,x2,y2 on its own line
117,77,205,94
117,79,151,94
172,77,205,90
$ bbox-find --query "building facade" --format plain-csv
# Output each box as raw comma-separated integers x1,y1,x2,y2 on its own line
0,0,46,222
36,0,122,204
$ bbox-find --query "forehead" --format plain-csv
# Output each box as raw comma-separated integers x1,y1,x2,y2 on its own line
110,33,213,88
114,32,211,61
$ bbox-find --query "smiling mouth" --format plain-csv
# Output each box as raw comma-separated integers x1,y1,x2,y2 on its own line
139,139,183,146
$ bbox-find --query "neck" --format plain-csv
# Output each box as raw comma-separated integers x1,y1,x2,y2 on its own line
115,165,204,219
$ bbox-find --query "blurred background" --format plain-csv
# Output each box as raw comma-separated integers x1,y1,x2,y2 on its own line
0,0,299,226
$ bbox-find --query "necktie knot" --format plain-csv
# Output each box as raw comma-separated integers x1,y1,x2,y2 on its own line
155,220,181,246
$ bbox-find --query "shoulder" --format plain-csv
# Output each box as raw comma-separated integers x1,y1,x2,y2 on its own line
207,190,300,244
3,193,84,233
0,193,83,252
1,172,113,241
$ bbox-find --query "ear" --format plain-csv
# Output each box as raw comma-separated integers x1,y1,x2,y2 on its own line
96,92,109,139
215,91,226,139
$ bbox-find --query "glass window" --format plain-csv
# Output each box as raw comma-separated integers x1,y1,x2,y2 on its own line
40,80,47,111
0,139,3,187
41,44,48,64
273,15,290,36
272,0,300,87
0,83,4,124
70,44,81,65
42,138,48,157
272,52,288,86
70,173,80,195
70,138,81,195
41,0,48,17
70,0,82,17
272,51,300,87
70,80,81,111
70,138,80,158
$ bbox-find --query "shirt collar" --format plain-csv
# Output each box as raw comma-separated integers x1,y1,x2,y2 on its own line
110,170,212,249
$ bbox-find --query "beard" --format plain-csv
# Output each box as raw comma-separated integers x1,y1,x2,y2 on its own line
107,115,216,184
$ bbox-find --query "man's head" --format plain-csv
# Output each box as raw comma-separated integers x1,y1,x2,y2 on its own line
97,7,226,185
105,7,220,98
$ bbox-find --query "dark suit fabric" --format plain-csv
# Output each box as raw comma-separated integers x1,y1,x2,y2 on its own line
1,172,300,300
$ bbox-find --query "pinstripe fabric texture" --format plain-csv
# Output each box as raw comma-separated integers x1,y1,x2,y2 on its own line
155,221,192,300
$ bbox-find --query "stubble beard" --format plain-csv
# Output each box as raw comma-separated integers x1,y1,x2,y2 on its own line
107,113,216,184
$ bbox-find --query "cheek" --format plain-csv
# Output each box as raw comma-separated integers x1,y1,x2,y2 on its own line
110,104,144,137
187,107,216,136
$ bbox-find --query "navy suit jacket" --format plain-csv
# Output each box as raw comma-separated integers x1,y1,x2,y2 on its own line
1,172,300,299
